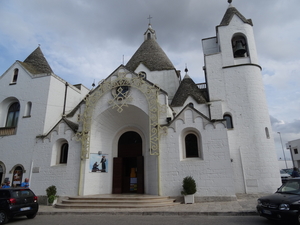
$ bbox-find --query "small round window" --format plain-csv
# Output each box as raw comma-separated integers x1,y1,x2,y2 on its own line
138,71,146,79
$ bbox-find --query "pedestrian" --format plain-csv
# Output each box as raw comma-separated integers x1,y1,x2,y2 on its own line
21,178,30,188
2,181,11,188
291,167,300,178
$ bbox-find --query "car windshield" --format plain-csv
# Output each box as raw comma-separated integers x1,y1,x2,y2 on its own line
277,180,300,194
11,189,34,198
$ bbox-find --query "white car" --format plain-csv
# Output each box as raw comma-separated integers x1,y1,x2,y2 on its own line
280,170,291,183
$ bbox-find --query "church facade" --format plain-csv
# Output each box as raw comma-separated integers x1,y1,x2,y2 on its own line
0,3,281,201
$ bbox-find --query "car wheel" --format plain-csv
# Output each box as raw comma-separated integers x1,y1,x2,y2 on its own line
26,213,37,219
296,213,300,225
0,210,8,224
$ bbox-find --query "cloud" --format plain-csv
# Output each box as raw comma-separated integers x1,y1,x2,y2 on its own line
271,116,300,135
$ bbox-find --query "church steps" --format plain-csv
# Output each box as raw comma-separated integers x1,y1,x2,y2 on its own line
55,195,179,209
55,202,178,209
61,199,173,205
67,196,171,201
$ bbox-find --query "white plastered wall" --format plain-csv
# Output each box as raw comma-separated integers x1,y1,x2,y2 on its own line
203,13,281,194
159,108,236,199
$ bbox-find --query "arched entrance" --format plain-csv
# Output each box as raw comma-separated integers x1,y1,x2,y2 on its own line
112,131,144,194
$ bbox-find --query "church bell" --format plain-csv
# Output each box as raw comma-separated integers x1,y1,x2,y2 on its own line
233,40,246,57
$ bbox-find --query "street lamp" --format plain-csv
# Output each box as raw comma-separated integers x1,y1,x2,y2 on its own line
278,132,288,169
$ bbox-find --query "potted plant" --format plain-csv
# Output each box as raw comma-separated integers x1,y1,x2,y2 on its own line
181,176,197,204
46,185,57,206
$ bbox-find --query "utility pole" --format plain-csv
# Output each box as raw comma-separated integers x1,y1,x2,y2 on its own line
278,132,288,169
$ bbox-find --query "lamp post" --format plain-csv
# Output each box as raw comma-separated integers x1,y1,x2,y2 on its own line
278,132,288,169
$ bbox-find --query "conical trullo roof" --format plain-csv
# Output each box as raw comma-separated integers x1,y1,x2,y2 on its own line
126,30,175,72
171,74,207,107
20,47,53,74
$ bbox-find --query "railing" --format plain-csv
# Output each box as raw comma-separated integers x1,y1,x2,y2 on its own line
0,127,16,136
196,83,207,89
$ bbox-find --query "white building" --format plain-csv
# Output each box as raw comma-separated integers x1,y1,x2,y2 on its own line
286,139,300,168
0,3,281,201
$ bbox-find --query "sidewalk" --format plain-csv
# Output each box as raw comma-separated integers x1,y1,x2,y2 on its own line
37,194,263,216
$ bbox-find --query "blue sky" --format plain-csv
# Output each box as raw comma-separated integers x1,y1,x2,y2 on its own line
0,0,299,161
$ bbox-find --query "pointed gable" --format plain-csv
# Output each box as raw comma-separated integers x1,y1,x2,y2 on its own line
171,74,207,107
36,117,78,139
219,5,253,26
20,47,53,75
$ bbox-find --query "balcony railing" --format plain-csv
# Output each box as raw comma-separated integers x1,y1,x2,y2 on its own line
0,127,16,136
196,83,207,89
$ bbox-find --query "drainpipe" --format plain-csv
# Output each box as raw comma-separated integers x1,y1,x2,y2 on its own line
239,147,247,193
63,82,68,116
158,153,161,196
29,160,33,185
78,158,85,196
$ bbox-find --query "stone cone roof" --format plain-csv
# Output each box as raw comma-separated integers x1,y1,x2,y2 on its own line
171,74,207,107
126,38,175,72
20,47,53,74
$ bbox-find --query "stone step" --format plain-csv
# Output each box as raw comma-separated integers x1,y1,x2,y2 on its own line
55,194,179,209
61,199,174,205
67,196,171,201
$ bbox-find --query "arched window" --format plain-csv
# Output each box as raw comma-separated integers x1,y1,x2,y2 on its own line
138,71,146,79
24,101,32,117
12,166,23,187
6,102,20,127
147,33,151,40
185,134,199,158
232,35,248,58
265,127,270,139
60,143,69,164
12,68,19,83
223,114,233,129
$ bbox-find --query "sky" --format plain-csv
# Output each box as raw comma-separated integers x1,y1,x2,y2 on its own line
0,0,299,162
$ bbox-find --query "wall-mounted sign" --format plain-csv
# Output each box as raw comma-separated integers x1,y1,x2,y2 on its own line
89,154,108,173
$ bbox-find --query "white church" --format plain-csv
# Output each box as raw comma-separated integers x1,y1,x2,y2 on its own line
0,2,281,201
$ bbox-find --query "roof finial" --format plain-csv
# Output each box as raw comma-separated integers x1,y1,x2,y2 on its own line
228,0,232,3
147,15,152,25
185,63,188,74
92,79,95,88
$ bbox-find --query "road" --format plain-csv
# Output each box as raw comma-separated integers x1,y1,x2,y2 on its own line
9,214,289,225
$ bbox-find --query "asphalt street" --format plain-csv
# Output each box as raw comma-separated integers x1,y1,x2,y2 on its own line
7,214,289,225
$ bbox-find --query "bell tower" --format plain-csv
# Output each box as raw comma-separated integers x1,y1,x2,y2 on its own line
144,15,156,41
202,1,281,193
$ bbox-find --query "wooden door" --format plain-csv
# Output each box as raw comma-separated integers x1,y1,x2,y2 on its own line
112,157,122,194
137,156,144,194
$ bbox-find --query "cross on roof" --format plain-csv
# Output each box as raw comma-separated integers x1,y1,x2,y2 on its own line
147,15,152,25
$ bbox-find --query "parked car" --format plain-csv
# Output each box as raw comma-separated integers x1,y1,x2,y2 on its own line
0,188,39,224
282,168,293,176
280,169,291,183
257,178,300,224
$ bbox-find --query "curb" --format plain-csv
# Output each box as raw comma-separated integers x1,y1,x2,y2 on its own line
37,211,258,216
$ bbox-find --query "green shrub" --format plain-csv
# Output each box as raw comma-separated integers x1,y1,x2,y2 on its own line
181,176,197,195
46,185,57,198
48,195,55,204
